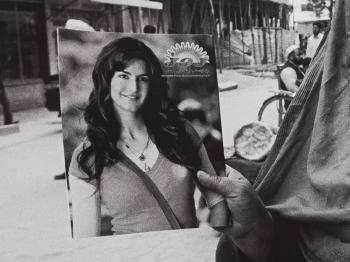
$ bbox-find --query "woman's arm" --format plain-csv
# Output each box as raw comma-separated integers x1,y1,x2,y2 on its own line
69,175,101,238
68,143,101,238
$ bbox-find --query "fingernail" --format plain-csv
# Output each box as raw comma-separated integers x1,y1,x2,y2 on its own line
197,171,206,178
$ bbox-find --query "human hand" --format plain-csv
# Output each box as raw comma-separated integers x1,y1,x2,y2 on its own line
197,167,266,226
197,166,273,260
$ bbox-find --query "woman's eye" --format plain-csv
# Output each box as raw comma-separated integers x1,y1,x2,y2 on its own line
118,74,129,80
138,76,150,82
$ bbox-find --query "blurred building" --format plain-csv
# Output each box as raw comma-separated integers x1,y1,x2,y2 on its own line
0,0,297,112
292,0,332,35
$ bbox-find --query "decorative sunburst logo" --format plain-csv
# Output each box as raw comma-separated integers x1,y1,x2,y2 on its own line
164,42,210,68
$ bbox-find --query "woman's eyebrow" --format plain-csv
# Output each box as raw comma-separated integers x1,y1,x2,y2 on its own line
117,70,131,75
117,71,148,76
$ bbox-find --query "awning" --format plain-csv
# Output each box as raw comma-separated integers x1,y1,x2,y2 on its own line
91,0,163,10
259,0,292,6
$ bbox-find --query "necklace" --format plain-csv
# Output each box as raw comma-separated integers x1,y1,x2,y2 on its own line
120,135,150,162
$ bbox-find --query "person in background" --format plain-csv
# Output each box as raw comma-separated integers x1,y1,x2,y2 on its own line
306,21,324,59
0,55,15,125
280,45,305,94
64,19,95,32
143,25,156,33
278,45,306,108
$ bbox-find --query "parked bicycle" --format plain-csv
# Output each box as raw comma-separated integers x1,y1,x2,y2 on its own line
257,65,296,127
258,89,294,127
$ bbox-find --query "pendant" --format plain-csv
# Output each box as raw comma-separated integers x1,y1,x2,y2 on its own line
139,154,145,161
144,164,151,172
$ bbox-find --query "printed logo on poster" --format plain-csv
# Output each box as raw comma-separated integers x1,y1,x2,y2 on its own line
163,42,211,77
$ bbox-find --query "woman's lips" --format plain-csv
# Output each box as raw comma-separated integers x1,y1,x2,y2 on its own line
121,94,140,100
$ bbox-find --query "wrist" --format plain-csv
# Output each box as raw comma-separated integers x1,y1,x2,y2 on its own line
227,209,274,260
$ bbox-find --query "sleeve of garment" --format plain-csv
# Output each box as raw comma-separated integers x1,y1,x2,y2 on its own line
280,67,298,93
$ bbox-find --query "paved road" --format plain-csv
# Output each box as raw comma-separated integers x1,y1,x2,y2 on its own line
218,70,278,147
0,110,71,257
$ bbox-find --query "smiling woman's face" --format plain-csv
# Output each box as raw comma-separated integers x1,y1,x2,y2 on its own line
110,58,150,114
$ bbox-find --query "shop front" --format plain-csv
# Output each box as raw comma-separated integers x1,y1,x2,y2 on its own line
0,0,48,111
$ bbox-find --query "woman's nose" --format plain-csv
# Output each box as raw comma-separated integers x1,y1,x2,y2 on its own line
127,77,139,92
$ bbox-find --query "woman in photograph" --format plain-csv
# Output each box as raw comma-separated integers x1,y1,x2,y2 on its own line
68,37,229,237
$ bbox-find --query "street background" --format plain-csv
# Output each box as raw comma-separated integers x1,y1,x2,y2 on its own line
0,0,332,260
0,70,276,260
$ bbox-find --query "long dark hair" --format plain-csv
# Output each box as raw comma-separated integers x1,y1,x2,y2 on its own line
78,37,201,184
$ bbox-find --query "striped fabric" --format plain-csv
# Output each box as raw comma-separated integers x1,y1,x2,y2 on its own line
253,32,327,199
251,0,350,260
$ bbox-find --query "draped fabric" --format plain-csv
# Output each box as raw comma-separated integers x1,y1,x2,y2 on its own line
253,0,350,260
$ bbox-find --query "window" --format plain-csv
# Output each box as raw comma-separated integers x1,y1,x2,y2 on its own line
0,2,46,80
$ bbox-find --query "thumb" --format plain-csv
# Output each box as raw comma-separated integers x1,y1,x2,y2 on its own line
197,171,227,195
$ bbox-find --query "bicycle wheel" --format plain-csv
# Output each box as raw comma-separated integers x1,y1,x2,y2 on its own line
258,94,293,127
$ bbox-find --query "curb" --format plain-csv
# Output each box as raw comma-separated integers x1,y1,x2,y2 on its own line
0,121,62,150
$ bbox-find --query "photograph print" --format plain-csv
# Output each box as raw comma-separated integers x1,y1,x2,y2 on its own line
58,29,230,238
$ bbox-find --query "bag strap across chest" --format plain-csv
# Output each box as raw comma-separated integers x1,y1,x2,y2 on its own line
117,150,182,230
